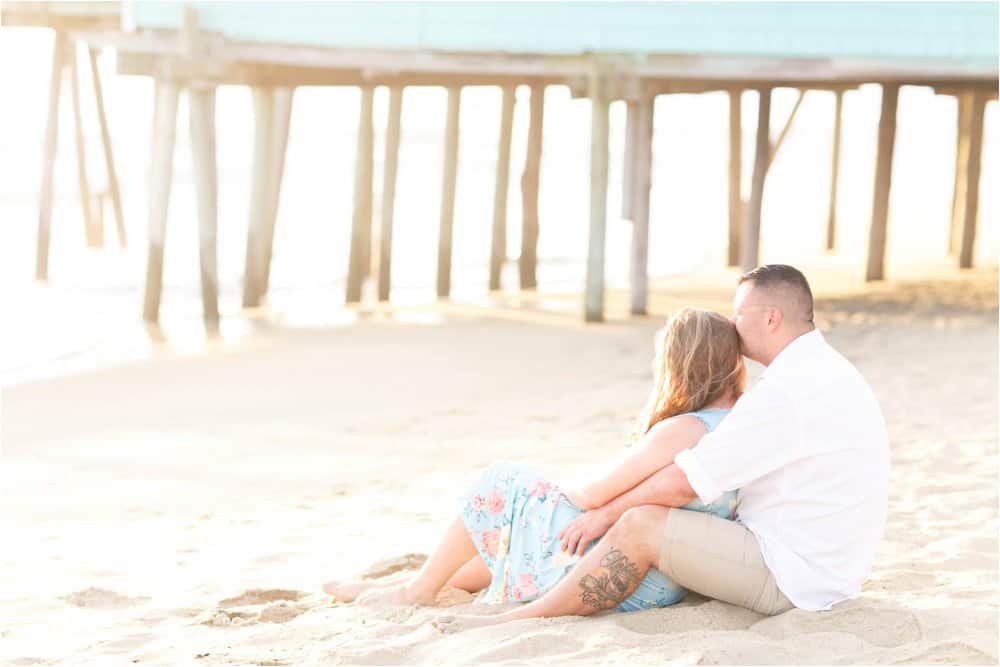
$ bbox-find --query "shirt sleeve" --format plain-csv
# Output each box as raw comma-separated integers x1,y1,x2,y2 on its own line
673,381,801,504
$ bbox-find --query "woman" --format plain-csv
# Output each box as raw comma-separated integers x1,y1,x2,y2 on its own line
322,308,745,612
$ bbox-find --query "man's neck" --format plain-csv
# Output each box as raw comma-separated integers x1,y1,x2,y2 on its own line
762,326,816,367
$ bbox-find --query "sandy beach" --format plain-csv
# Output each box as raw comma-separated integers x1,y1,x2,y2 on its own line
2,264,997,665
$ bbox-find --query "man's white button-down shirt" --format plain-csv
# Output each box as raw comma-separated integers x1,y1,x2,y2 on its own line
675,329,890,611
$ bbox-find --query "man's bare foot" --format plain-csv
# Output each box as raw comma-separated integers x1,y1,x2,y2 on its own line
432,612,507,633
356,583,436,607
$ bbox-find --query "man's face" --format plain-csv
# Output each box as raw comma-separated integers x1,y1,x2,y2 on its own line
731,282,770,363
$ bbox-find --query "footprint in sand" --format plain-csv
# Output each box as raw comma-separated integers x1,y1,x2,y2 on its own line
359,554,427,580
201,588,316,627
61,587,150,610
218,589,306,607
201,609,259,627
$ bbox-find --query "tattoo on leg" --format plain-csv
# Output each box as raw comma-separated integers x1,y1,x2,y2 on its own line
578,548,641,609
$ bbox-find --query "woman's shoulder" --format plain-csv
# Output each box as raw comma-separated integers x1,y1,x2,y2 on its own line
646,411,713,442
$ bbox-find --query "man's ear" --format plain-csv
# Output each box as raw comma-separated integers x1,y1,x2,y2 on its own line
767,306,784,331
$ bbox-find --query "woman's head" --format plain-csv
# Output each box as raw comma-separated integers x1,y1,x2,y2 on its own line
634,308,745,439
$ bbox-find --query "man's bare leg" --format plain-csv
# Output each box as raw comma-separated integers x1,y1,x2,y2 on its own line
434,506,668,631
356,517,481,606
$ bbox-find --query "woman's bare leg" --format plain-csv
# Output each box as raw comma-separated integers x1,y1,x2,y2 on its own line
356,516,480,606
322,573,409,601
447,555,491,593
325,538,490,603
434,506,668,630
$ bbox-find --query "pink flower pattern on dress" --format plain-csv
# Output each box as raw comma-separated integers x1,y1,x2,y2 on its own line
481,528,501,556
470,494,486,511
512,572,539,600
486,489,505,514
527,480,552,497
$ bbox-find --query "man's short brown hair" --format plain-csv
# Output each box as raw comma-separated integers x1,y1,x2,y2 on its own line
739,264,814,324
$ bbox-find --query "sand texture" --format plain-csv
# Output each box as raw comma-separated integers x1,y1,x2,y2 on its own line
3,270,997,665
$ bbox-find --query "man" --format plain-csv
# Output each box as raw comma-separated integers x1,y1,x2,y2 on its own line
436,264,889,631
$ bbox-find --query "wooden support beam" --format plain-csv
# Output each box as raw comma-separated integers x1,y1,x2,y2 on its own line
142,80,180,323
150,78,160,185
958,92,987,269
87,46,126,248
519,84,544,290
932,84,998,101
259,86,295,296
741,87,772,273
768,89,805,166
622,100,639,220
437,86,461,298
378,85,403,302
865,83,899,282
949,92,972,256
630,93,654,316
489,85,515,291
36,30,68,282
585,67,610,323
644,80,860,98
115,49,567,89
346,84,375,303
69,42,101,248
188,84,219,327
826,90,844,251
1,6,121,31
242,86,275,308
727,89,743,267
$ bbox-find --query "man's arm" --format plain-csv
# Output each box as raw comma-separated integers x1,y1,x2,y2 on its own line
604,463,697,517
562,415,706,510
559,463,697,555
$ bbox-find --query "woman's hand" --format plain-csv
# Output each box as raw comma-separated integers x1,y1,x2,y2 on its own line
559,506,615,556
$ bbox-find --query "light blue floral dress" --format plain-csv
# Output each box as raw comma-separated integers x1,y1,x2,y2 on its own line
458,408,736,611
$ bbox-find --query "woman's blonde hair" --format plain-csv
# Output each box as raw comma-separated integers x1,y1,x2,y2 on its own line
632,308,745,441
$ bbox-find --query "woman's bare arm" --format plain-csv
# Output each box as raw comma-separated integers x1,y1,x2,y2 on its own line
565,415,706,510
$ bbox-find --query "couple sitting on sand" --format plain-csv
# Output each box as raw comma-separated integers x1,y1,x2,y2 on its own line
324,264,890,630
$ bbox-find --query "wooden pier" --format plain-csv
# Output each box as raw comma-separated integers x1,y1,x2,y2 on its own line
7,2,997,325
4,2,127,282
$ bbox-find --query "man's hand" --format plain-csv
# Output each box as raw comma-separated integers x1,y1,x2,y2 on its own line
559,506,616,556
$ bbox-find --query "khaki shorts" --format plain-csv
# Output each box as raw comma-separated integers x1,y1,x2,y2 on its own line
658,508,794,616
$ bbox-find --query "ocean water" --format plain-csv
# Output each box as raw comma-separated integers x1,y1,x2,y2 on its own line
1,29,996,383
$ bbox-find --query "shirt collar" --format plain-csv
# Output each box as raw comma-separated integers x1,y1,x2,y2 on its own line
760,328,823,380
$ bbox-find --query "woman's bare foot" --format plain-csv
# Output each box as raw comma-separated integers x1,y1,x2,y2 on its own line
432,612,505,633
356,583,437,607
322,574,409,602
322,580,374,602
